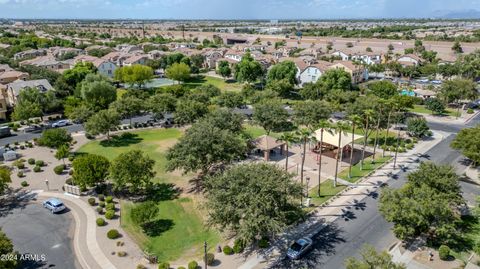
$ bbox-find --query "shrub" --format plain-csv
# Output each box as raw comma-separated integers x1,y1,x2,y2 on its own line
98,194,105,201
68,155,74,162
35,160,45,167
105,210,115,220
188,261,198,269
223,245,233,255
96,207,103,214
178,267,186,269
105,196,113,203
54,164,65,175
107,229,120,239
158,262,170,269
21,181,29,187
99,201,106,208
69,169,73,175
27,142,33,148
233,239,245,253
467,108,474,114
131,201,159,225
204,253,214,266
136,265,147,269
17,171,24,178
88,197,96,206
96,218,106,226
37,128,72,148
117,251,127,257
439,245,450,260
33,166,42,173
28,158,35,165
258,238,269,248
106,203,115,211
19,145,25,150
405,143,414,150
16,162,25,169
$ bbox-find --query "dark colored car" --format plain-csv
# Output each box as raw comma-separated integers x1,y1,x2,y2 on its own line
286,237,313,260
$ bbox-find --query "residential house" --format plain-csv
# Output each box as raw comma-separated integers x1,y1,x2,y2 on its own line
0,70,29,84
397,54,423,67
224,50,243,62
0,84,8,120
297,61,332,85
50,47,85,58
331,50,351,61
73,55,117,78
123,55,149,66
171,43,197,49
5,79,53,106
351,52,382,65
19,56,71,73
13,49,47,61
148,50,168,60
329,61,368,84
203,50,224,69
116,44,143,54
102,52,131,67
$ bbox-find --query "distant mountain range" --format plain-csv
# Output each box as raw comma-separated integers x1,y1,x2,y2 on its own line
433,9,480,19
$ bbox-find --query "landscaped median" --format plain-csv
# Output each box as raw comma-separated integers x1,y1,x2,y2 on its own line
339,155,393,183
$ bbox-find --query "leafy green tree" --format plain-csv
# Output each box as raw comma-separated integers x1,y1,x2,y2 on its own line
253,99,289,135
166,121,247,175
406,117,430,138
293,100,332,129
234,52,264,83
204,163,303,244
317,69,352,92
379,162,463,244
174,99,208,125
55,144,70,165
84,109,120,140
38,128,72,148
425,98,445,115
216,91,245,108
79,74,117,111
265,79,294,97
440,78,478,117
147,93,177,120
217,60,232,80
0,228,18,269
0,166,12,195
452,41,463,54
367,80,398,99
114,64,154,88
165,62,191,83
345,244,406,269
451,125,480,165
195,84,221,98
110,96,143,125
131,201,159,225
200,109,244,134
267,61,298,85
12,87,60,121
72,154,110,188
62,62,97,92
109,150,156,193
299,82,323,100
67,105,94,123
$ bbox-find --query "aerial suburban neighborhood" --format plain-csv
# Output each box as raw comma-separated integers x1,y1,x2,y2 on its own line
1,1,480,269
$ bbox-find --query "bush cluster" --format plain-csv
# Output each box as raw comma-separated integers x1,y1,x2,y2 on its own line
33,166,42,173
233,239,245,253
204,253,215,266
54,164,65,175
223,245,233,255
99,201,106,208
439,245,450,260
35,160,45,167
106,229,120,239
21,181,29,187
188,261,198,269
88,198,96,206
117,251,127,257
105,210,115,220
17,171,24,178
98,194,105,201
157,262,170,269
96,207,103,214
28,158,35,165
106,203,115,211
96,218,106,226
105,196,113,203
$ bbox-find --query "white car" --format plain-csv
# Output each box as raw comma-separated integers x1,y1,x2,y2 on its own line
42,198,66,213
52,120,70,128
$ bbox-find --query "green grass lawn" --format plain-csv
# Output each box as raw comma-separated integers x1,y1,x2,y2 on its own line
339,155,392,183
308,180,347,206
121,198,220,262
78,128,220,262
410,105,461,117
243,124,282,139
183,75,243,92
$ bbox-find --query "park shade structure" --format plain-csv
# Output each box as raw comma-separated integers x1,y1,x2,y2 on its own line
252,135,286,161
313,129,363,160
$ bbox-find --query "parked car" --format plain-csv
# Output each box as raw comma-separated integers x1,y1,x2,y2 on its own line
0,126,11,138
24,125,46,133
42,198,66,213
52,120,70,128
286,237,313,260
464,102,479,110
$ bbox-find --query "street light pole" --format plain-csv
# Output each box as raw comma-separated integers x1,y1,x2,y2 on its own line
45,179,49,191
306,177,310,198
204,241,208,269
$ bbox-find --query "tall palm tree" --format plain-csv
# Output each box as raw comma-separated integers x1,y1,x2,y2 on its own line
360,109,374,170
371,102,385,163
347,115,362,179
333,121,348,188
315,120,332,197
277,132,297,172
296,128,312,199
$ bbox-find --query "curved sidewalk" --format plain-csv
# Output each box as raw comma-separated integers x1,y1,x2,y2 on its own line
38,191,116,269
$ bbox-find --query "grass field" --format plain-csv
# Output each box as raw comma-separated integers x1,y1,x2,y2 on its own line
308,180,347,206
77,128,220,262
410,105,461,117
339,155,392,183
183,75,243,92
244,124,282,139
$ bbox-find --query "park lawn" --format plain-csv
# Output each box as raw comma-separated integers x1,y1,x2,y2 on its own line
308,180,347,206
183,75,243,92
121,198,220,263
339,155,392,183
78,128,221,261
410,105,461,117
243,124,281,139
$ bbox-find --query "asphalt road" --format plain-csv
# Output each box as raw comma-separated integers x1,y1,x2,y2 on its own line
276,114,480,269
0,194,81,269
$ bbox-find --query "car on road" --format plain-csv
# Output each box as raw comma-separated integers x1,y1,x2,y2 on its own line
286,237,313,260
0,126,12,138
24,124,49,133
42,198,66,213
52,119,70,128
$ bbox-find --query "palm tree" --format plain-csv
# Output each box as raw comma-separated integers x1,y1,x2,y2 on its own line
347,115,362,179
382,101,394,157
360,109,374,170
296,128,312,199
333,121,348,188
371,102,385,163
315,120,332,197
277,132,297,172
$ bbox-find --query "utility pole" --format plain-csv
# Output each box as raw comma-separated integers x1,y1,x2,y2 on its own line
204,241,208,269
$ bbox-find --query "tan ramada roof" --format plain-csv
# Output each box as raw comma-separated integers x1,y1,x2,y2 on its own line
253,135,285,151
314,129,363,149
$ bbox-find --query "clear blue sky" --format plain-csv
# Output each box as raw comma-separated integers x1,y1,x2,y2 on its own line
0,0,478,19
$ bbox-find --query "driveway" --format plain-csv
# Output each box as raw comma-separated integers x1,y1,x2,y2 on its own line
0,194,81,269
